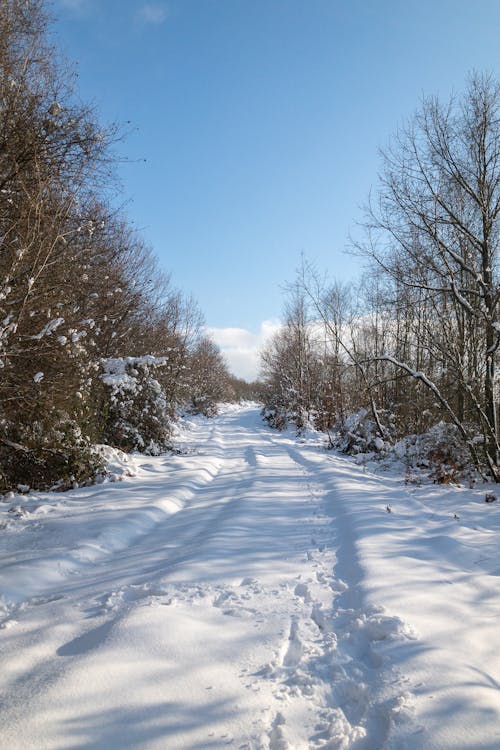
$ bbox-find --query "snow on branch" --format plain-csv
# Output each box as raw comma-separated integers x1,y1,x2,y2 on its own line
29,318,64,340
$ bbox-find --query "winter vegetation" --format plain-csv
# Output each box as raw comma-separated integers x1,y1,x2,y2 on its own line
261,73,500,484
0,0,244,493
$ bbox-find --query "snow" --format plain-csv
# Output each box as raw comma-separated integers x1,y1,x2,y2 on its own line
100,355,169,392
1,404,500,748
30,317,64,340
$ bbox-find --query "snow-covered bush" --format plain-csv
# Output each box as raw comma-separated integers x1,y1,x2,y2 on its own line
261,397,317,434
336,408,393,455
336,409,473,483
100,356,173,454
394,422,472,484
261,402,289,431
0,414,102,493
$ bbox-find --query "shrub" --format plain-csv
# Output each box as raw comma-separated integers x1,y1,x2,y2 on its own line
100,356,173,454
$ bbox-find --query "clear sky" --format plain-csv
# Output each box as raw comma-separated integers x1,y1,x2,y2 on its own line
52,0,500,378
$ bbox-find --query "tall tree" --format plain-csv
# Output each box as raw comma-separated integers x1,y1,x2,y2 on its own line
365,73,500,479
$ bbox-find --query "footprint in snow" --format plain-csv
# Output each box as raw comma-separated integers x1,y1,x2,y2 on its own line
294,582,311,603
281,618,303,670
268,712,290,750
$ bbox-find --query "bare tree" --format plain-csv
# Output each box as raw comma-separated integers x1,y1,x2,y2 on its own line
188,336,231,416
363,73,500,479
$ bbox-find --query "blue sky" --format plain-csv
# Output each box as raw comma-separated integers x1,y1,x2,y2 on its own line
53,0,500,378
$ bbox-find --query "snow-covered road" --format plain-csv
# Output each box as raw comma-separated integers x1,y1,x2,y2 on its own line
1,405,500,749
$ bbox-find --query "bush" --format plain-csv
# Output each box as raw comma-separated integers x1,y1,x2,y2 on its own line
394,422,471,483
0,415,102,492
261,403,289,430
336,409,390,454
100,356,173,454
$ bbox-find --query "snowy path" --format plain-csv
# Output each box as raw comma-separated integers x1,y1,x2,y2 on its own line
1,405,500,749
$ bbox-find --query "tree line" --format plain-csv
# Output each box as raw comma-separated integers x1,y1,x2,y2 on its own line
0,0,247,492
261,73,500,482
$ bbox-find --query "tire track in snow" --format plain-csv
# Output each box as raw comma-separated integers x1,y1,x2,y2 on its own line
0,454,226,627
256,440,420,749
0,406,420,750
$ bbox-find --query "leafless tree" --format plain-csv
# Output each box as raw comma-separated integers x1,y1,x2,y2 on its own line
361,73,500,479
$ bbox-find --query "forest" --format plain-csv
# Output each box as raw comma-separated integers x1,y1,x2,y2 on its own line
0,0,258,492
261,72,500,484
2,0,500,491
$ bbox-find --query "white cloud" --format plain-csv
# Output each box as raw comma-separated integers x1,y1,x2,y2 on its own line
207,320,281,382
137,3,169,25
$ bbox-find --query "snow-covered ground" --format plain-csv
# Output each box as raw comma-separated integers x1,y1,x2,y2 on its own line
1,404,500,749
